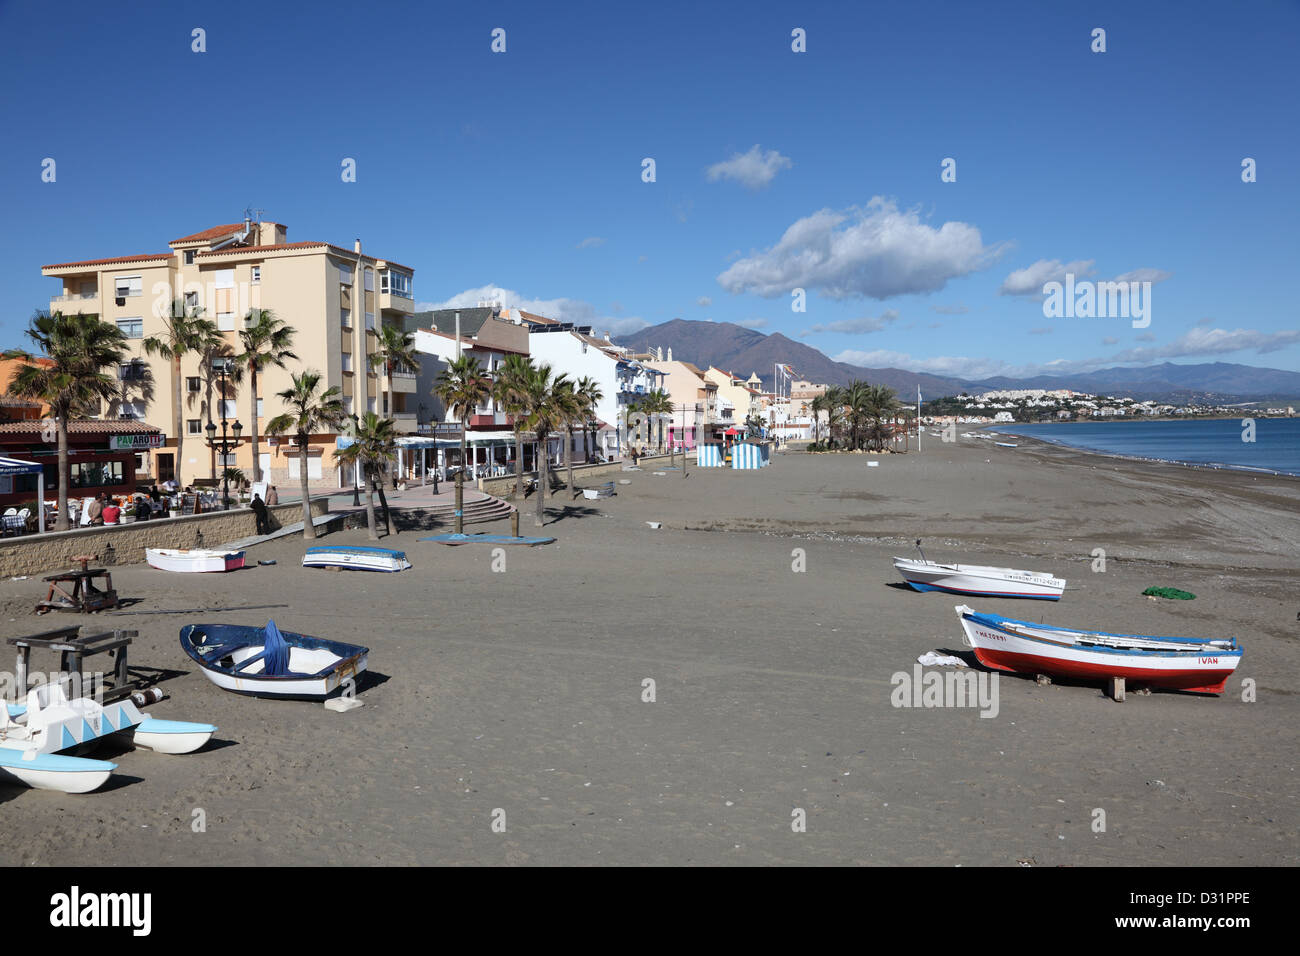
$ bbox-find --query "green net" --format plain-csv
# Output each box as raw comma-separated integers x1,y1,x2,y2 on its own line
1142,586,1196,600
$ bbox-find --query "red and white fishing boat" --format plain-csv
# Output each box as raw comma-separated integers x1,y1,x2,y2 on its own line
954,604,1244,694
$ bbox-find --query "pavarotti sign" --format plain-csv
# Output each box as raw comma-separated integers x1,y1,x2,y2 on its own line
109,434,165,451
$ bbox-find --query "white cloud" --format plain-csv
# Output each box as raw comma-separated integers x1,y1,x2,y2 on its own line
800,309,900,337
706,145,793,190
417,284,647,337
576,236,606,249
717,197,1003,300
999,259,1096,296
1001,260,1172,297
833,326,1300,379
696,296,712,307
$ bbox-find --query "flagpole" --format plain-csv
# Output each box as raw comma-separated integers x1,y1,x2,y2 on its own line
917,385,922,451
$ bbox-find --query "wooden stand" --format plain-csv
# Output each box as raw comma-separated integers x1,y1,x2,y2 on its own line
7,625,136,702
35,556,117,614
1109,676,1126,702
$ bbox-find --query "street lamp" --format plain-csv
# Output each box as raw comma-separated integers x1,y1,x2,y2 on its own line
204,357,243,510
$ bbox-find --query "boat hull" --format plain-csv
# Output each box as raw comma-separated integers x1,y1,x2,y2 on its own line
0,750,116,793
895,558,1064,600
180,624,369,700
302,546,410,573
147,548,246,572
955,605,1243,694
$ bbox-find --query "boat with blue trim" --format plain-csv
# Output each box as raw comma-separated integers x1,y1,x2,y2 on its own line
954,604,1244,694
302,545,411,572
180,620,369,700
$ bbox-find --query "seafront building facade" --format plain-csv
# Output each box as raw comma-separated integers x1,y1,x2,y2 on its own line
39,217,416,488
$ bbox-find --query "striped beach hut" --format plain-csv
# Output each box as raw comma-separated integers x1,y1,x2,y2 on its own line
696,442,724,467
730,440,770,470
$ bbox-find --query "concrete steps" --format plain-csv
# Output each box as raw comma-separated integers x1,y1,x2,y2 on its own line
405,491,515,526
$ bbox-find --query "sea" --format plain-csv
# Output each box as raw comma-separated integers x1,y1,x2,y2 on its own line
987,418,1300,477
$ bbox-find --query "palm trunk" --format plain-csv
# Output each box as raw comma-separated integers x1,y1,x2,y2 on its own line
250,364,261,484
364,470,379,540
205,370,216,480
376,476,393,535
298,438,315,539
455,420,467,534
514,428,524,497
173,355,184,486
535,433,547,528
566,425,575,498
56,416,69,532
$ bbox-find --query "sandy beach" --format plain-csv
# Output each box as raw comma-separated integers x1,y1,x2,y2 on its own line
1,437,1296,866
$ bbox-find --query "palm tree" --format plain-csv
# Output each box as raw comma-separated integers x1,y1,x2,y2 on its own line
824,385,846,447
553,378,584,498
639,389,674,453
368,322,420,421
8,312,126,531
265,370,345,540
843,380,874,450
865,383,901,451
622,398,641,459
517,364,571,527
575,376,603,463
236,309,298,485
143,300,220,487
810,392,828,445
434,354,493,534
493,354,535,497
335,412,398,540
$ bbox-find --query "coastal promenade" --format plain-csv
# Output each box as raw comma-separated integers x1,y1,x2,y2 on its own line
0,439,1294,866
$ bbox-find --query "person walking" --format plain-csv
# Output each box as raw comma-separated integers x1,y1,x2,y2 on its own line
250,493,270,535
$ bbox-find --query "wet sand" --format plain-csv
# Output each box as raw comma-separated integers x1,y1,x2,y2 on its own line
1,437,1296,866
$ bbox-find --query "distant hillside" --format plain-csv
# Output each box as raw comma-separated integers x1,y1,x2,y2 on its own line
614,320,1300,403
615,319,964,394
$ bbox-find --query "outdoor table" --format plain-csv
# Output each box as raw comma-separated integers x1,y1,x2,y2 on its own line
34,555,118,614
6,624,135,701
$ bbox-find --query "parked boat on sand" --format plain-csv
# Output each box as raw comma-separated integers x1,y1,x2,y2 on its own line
302,545,410,573
894,542,1065,600
146,548,246,573
180,620,369,700
954,604,1243,694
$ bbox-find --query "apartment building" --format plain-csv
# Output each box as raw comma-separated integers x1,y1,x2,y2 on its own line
645,357,718,448
703,367,761,426
40,217,415,487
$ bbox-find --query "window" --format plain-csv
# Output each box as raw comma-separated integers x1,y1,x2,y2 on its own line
187,419,203,435
134,454,149,473
218,452,238,468
251,266,260,285
114,275,142,298
365,312,375,330
118,362,146,381
343,397,354,415
256,398,263,417
341,353,353,373
363,268,374,292
381,270,412,298
214,269,234,289
184,250,195,265
184,291,199,310
220,399,237,418
119,401,145,419
218,313,235,331
367,397,376,413
341,308,351,328
116,318,143,339
339,264,354,286
70,461,125,488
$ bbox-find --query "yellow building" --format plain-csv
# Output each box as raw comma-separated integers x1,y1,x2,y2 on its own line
40,217,416,488
704,367,761,425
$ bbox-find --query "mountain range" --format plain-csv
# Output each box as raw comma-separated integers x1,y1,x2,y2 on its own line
614,319,1300,403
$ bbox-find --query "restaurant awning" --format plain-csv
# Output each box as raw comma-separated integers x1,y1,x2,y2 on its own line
0,457,47,533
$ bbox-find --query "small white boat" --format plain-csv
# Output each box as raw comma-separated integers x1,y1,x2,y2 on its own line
146,548,246,573
955,605,1244,694
0,684,216,793
995,441,1019,447
894,543,1064,600
302,545,411,573
180,621,368,700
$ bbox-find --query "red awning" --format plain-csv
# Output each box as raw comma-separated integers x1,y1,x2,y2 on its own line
724,428,742,435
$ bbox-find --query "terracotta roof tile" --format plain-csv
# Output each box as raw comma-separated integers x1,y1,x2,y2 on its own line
42,253,173,270
0,419,162,435
170,223,246,244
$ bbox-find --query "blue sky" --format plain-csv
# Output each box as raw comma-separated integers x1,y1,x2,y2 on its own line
2,0,1296,380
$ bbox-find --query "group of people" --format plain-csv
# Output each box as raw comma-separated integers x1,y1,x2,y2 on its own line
82,489,162,525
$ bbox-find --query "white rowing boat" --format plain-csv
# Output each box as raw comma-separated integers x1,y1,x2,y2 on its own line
302,545,411,572
146,548,246,573
894,554,1065,600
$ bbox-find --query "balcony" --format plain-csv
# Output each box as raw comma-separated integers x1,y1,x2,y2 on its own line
379,291,414,315
391,411,418,432
52,291,100,305
390,369,417,393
